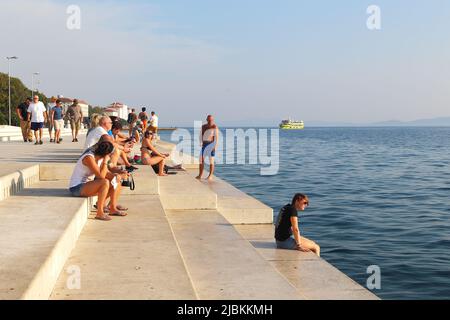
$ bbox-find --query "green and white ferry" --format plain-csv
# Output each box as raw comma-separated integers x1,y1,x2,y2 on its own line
279,119,305,130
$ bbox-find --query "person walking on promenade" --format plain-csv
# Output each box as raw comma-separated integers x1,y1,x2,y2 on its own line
46,96,57,142
51,99,64,144
69,141,128,221
138,107,149,132
67,99,83,142
148,111,159,140
274,193,321,257
196,115,219,181
27,95,48,145
16,97,33,142
127,108,138,137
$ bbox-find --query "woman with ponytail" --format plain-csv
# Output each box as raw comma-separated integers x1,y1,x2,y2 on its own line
69,141,128,221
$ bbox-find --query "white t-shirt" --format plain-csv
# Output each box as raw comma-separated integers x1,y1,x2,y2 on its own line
69,151,104,188
27,102,46,123
150,115,159,127
84,126,109,149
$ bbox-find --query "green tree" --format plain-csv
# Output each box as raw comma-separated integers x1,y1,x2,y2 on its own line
88,105,105,117
0,72,48,126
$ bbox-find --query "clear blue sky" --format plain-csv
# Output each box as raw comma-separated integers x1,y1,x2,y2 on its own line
1,0,450,126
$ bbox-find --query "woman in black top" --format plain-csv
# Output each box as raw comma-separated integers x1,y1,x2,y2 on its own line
274,193,321,256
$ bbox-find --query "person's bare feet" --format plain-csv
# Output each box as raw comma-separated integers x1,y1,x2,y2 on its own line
158,173,168,176
206,175,214,181
195,175,202,180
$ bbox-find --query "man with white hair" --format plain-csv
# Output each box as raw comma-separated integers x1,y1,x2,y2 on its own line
85,115,112,149
84,115,137,172
27,95,48,145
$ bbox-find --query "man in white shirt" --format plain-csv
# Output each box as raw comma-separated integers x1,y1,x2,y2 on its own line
27,95,48,145
85,115,112,149
149,111,159,139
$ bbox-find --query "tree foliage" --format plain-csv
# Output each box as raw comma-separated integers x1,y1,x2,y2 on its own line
0,72,48,126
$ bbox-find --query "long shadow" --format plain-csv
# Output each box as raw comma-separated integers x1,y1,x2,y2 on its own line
18,188,71,197
250,240,277,249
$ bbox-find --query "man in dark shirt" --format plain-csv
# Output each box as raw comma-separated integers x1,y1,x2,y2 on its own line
16,98,33,142
275,193,320,256
127,109,138,137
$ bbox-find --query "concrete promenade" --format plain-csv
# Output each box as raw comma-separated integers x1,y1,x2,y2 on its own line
0,133,379,300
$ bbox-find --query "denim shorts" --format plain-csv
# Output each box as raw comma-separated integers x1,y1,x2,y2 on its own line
276,237,298,250
69,183,85,197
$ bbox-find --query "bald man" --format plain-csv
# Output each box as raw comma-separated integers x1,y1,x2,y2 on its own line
196,115,219,181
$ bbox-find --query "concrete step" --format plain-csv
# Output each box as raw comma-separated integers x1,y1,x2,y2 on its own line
186,169,273,224
40,164,159,195
164,209,303,300
0,180,91,300
0,163,40,202
234,225,380,300
159,171,217,210
50,195,197,300
154,140,199,169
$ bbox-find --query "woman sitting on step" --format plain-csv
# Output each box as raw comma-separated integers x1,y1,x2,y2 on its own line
69,141,129,221
140,131,169,176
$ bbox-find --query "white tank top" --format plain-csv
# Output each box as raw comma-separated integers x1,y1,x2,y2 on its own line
69,151,104,188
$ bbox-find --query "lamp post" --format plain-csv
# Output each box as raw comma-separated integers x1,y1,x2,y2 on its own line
6,56,18,126
31,72,40,99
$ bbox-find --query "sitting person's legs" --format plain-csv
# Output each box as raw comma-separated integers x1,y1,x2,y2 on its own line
142,153,167,176
71,179,110,220
300,236,321,257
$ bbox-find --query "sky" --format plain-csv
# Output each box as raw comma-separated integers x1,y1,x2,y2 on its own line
1,0,450,126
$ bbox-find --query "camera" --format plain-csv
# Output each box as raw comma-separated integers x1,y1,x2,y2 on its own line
121,174,135,191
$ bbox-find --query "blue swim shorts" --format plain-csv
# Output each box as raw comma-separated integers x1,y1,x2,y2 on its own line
201,141,216,157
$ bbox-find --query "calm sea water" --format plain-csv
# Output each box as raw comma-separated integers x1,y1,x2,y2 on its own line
161,127,450,300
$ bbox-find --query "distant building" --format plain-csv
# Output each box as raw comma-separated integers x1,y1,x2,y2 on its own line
104,102,129,120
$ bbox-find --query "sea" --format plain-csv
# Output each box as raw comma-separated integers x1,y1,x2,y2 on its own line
159,127,450,300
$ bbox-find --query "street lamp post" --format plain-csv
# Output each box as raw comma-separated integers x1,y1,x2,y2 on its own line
31,72,40,99
6,56,18,126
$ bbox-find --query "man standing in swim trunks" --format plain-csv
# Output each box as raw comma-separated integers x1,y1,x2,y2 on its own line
139,107,149,132
196,115,219,181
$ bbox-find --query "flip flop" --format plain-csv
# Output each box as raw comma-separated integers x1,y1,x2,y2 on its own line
95,214,112,221
116,205,128,211
93,204,110,213
109,211,127,217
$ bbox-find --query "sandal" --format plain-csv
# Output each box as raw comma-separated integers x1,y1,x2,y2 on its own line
93,204,110,213
109,211,127,217
95,214,112,221
116,205,128,211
